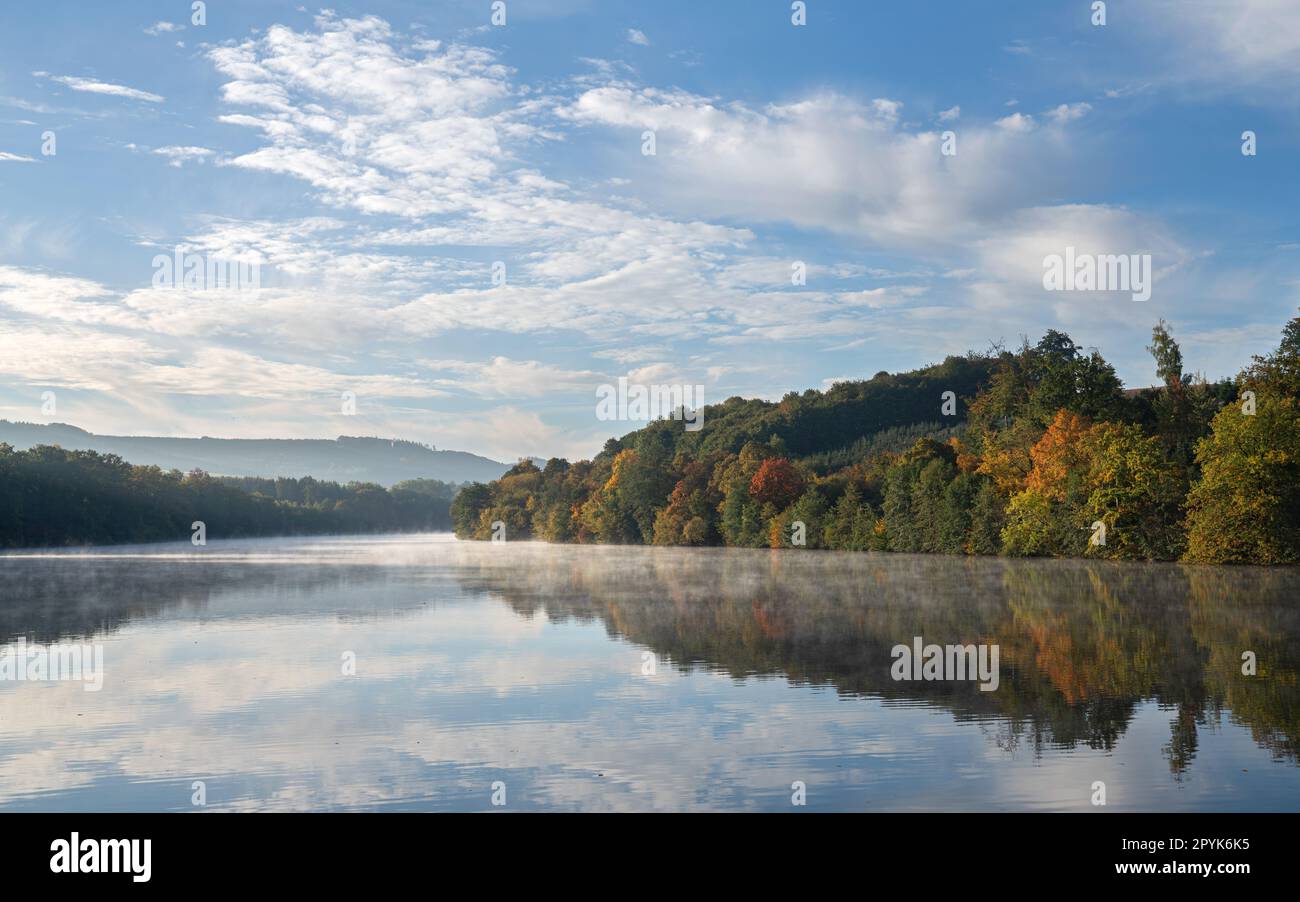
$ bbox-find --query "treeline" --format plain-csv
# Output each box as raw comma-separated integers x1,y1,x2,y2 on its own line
0,445,457,548
453,314,1300,565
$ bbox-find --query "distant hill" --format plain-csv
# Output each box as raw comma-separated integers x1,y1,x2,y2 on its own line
589,352,1002,463
0,421,521,486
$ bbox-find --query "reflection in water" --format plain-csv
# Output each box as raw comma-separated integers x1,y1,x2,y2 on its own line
0,534,1297,811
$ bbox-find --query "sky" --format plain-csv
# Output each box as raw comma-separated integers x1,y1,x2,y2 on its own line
1,0,1298,462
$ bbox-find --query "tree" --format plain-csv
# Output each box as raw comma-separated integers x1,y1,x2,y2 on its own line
1143,319,1218,470
0,444,455,547
1001,489,1059,557
652,459,721,545
450,483,492,538
881,460,921,552
967,480,1006,555
576,451,645,544
749,458,805,508
1147,319,1185,388
1242,310,1300,399
771,487,828,548
1001,410,1092,556
716,443,776,547
823,484,877,551
605,446,676,542
1184,394,1300,564
939,471,982,554
1082,422,1186,561
913,457,956,553
1024,410,1092,500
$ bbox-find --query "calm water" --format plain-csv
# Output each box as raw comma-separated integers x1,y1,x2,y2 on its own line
1,534,1298,812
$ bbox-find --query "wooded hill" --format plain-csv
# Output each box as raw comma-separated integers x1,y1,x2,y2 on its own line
453,315,1300,565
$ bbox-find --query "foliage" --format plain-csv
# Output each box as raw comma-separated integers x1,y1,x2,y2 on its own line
1184,394,1300,564
0,445,457,548
1081,422,1188,561
452,318,1298,565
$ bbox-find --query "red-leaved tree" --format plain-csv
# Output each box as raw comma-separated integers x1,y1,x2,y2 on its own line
749,458,805,508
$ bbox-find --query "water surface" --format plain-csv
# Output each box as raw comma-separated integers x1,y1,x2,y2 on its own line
1,534,1298,811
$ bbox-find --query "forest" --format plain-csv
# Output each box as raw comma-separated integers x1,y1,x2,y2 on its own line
452,313,1300,565
0,446,456,548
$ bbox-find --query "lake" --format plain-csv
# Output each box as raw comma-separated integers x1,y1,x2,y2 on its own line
1,533,1298,811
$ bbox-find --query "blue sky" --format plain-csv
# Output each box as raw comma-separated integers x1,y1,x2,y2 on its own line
1,1,1298,461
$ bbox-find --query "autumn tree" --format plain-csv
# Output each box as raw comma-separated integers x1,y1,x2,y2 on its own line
1184,394,1300,564
652,458,721,545
1001,410,1093,556
717,443,777,547
576,452,641,543
749,457,805,509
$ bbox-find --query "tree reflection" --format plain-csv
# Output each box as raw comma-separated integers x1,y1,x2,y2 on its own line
456,547,1300,775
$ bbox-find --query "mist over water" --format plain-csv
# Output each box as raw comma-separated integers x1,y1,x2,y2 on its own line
1,534,1298,811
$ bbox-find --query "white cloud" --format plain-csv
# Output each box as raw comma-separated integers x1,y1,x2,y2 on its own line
0,325,164,391
592,347,669,365
995,112,1034,132
144,22,184,36
0,266,128,327
974,204,1190,297
627,28,650,46
1141,0,1300,84
1046,102,1091,124
152,146,215,167
208,14,523,218
423,357,604,398
134,347,442,400
560,85,1104,256
42,74,164,103
0,151,36,162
